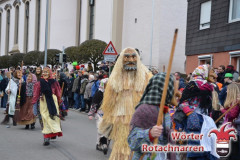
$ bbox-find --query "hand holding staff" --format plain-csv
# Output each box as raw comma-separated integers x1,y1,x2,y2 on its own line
139,29,178,160
215,102,239,124
154,29,178,144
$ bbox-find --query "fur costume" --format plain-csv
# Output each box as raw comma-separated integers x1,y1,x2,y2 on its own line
99,47,152,160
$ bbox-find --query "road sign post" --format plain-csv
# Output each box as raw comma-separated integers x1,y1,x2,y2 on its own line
102,41,118,62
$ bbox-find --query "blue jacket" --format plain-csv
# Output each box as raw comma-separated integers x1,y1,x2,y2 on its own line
91,80,100,97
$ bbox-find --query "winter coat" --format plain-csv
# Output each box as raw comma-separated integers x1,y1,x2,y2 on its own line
68,77,74,98
84,80,94,99
91,80,100,97
179,78,186,89
80,78,88,95
217,72,225,84
72,77,80,93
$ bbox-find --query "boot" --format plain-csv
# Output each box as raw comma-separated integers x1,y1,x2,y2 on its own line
1,115,9,125
12,118,17,126
30,123,35,129
25,125,29,129
43,138,50,146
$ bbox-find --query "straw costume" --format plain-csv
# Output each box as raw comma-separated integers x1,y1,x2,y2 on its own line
99,47,152,160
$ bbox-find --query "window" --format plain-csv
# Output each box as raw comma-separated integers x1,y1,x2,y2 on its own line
198,55,213,65
35,0,41,50
5,10,10,55
229,0,240,22
199,1,212,30
14,5,19,44
89,0,94,40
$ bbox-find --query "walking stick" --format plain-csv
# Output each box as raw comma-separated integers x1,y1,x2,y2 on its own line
147,29,178,160
138,30,179,160
61,82,64,98
215,102,239,124
14,61,24,123
154,29,178,142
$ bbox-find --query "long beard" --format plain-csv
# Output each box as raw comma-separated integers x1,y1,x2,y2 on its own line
122,71,137,90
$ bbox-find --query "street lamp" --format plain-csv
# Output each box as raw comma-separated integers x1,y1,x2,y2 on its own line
44,0,49,67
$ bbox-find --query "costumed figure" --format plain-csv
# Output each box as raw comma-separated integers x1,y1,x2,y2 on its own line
59,72,69,117
128,73,179,159
88,78,110,155
32,67,63,146
1,72,18,126
174,64,219,159
99,47,152,160
33,67,43,128
17,73,37,129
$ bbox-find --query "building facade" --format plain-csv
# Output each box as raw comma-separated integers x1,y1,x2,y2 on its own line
185,0,240,74
0,0,187,73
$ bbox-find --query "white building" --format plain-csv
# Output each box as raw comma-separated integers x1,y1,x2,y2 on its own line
0,0,187,73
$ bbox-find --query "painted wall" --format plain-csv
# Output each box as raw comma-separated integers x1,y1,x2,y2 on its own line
94,0,112,43
122,0,187,73
50,0,78,50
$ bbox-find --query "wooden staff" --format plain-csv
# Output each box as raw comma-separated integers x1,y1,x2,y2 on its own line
16,61,24,105
215,102,239,124
14,61,24,123
154,29,178,144
60,82,65,98
140,29,178,160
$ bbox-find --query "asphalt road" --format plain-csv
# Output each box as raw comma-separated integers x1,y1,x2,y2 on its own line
0,108,111,160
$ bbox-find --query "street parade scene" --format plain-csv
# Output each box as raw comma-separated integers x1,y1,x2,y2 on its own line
0,0,240,160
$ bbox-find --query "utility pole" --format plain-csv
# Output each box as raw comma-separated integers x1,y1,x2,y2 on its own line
149,0,155,68
44,0,49,67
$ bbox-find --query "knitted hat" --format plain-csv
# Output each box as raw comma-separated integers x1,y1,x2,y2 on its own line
225,73,233,78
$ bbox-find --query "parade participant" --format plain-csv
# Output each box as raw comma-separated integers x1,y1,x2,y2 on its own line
174,64,219,159
98,47,152,160
33,67,43,129
32,67,62,146
128,73,178,159
1,72,18,126
220,83,240,159
88,78,109,155
17,73,37,129
59,72,69,116
35,67,42,81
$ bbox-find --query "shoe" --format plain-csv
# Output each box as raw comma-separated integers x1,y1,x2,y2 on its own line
102,144,108,155
25,125,29,129
85,110,89,113
79,108,85,112
96,144,102,151
43,138,50,146
30,123,35,129
13,120,17,126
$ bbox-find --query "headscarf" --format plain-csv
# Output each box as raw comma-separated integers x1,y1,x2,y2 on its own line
191,64,209,84
136,73,174,109
41,67,53,79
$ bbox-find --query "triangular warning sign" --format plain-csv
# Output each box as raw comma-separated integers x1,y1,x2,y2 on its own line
103,41,118,55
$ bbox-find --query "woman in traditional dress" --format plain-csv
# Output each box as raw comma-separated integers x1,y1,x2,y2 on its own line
17,73,37,129
32,67,62,146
